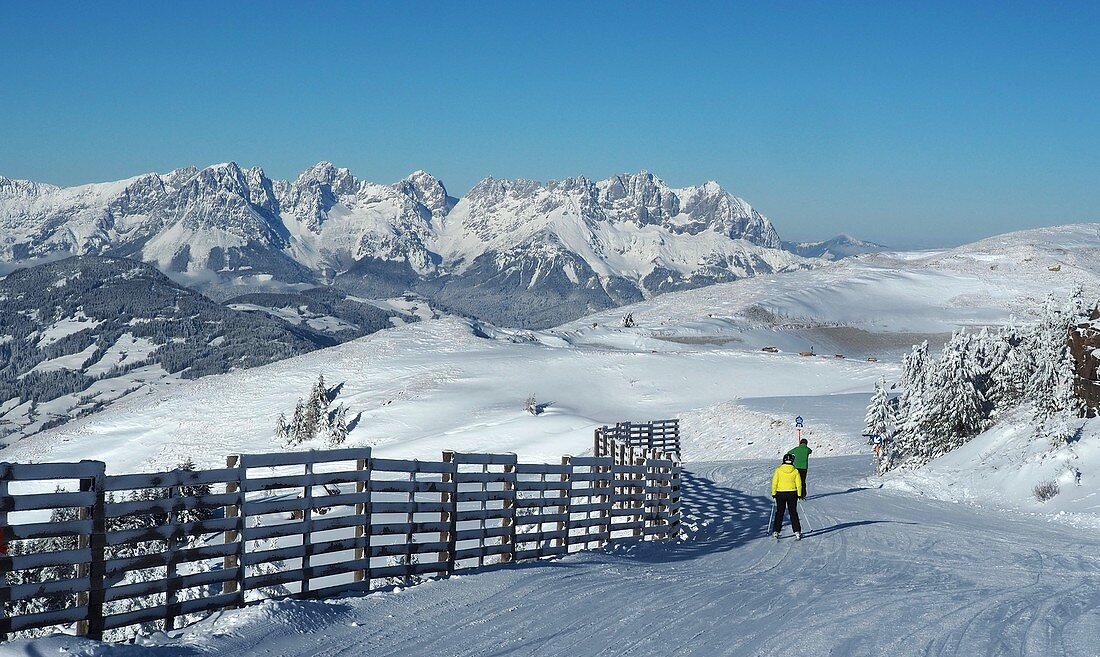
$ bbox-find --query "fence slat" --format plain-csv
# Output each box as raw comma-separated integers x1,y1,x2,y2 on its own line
238,447,373,469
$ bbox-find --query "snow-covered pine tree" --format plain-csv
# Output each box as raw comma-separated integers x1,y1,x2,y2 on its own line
864,378,893,438
326,403,349,447
177,457,214,524
968,327,1001,417
985,323,1022,414
1031,295,1079,424
274,412,290,444
933,331,986,453
288,399,308,446
889,341,932,468
279,375,353,447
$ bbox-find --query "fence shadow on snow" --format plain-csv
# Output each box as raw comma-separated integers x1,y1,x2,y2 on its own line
601,469,772,564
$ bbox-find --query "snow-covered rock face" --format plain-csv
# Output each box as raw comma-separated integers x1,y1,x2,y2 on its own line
428,170,803,325
0,164,807,326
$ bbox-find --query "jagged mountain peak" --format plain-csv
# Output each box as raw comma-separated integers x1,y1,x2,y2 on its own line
294,161,356,193
0,176,60,199
396,170,454,220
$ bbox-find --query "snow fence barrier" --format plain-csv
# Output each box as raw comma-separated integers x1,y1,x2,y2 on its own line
0,431,680,641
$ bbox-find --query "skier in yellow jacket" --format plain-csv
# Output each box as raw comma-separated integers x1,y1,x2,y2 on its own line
771,453,803,540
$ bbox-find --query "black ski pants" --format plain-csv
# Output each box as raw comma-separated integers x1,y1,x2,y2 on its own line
772,491,802,534
797,468,808,499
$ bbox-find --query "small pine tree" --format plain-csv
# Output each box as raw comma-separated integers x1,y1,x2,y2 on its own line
286,400,308,446
864,378,893,438
524,394,541,415
274,412,289,444
326,404,349,447
278,375,353,448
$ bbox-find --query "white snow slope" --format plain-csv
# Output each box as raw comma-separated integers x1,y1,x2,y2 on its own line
5,224,1100,655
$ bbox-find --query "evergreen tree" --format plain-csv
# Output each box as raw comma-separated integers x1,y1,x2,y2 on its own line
278,375,352,447
864,378,893,438
274,412,289,444
326,404,349,447
934,332,986,452
287,400,308,446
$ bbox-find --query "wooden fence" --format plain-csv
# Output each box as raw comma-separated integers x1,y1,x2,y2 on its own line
1,433,680,641
594,419,681,457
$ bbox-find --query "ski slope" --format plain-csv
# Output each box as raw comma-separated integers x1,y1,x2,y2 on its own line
12,456,1099,657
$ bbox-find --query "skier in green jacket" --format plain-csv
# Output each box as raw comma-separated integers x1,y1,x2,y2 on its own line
786,438,812,500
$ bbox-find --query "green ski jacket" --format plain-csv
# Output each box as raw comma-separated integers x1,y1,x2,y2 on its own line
786,444,812,469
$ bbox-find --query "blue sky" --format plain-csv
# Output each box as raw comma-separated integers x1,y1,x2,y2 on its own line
1,1,1097,247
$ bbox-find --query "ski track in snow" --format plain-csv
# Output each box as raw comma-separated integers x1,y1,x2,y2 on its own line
17,457,1099,657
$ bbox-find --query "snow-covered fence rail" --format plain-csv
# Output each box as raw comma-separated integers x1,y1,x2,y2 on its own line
594,419,681,457
1,434,679,642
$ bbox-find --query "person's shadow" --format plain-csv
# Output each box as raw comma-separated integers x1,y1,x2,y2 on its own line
606,471,915,563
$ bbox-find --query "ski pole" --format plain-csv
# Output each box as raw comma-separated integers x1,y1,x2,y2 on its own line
799,499,812,534
767,496,776,536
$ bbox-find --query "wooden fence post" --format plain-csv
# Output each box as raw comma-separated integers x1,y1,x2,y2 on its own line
599,459,612,547
502,461,516,563
668,455,677,537
404,467,415,583
643,449,656,540
222,455,246,608
301,456,315,596
657,454,670,540
79,463,106,641
354,456,371,588
633,448,645,538
164,476,180,631
558,456,572,553
441,452,457,574
0,474,8,643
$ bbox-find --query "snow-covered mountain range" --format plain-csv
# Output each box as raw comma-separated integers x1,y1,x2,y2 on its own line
781,234,889,260
0,164,812,327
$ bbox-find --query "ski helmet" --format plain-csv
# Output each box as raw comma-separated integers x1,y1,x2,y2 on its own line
782,453,795,464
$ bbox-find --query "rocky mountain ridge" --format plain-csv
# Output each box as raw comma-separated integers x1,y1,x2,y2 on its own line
1,163,813,326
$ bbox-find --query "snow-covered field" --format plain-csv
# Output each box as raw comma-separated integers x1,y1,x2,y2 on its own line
5,224,1100,655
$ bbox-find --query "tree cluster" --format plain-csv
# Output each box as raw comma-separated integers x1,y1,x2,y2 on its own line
275,374,350,447
871,291,1088,471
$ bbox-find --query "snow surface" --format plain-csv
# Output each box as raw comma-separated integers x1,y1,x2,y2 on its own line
0,315,884,473
887,408,1100,528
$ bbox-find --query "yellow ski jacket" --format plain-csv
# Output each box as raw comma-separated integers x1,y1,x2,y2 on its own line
771,464,803,496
